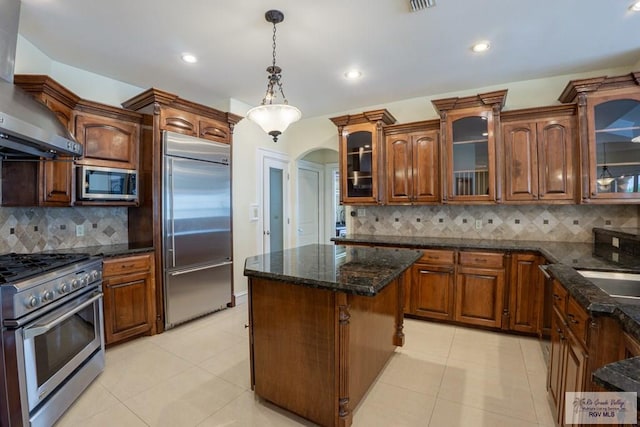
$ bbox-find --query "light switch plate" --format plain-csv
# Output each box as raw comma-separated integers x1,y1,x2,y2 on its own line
475,219,482,229
75,224,85,237
612,237,620,248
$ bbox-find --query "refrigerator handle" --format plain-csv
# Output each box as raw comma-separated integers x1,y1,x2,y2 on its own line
168,261,233,277
168,158,177,269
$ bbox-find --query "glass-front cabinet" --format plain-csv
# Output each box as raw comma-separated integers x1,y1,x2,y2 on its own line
449,110,494,200
433,90,506,203
559,72,640,202
330,110,396,205
589,94,640,198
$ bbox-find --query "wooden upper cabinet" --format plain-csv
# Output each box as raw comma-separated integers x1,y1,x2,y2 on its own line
559,72,640,203
385,121,440,204
122,88,241,146
330,110,396,205
73,107,141,169
159,106,198,137
502,106,576,203
433,90,507,204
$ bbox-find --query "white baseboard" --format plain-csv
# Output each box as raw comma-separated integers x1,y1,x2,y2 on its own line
234,291,248,306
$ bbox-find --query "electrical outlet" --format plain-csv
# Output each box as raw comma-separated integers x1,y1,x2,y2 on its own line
475,219,482,229
612,237,620,248
357,208,366,217
75,224,85,237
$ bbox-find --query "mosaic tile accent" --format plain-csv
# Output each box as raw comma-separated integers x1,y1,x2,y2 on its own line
0,207,128,253
347,205,640,242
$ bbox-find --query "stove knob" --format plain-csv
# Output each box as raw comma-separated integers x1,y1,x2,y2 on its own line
25,295,39,309
90,270,99,281
41,290,54,302
58,282,70,294
70,279,79,289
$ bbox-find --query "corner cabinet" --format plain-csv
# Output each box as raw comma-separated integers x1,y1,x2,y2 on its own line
432,90,507,204
102,252,156,346
384,121,440,204
501,105,577,203
330,110,396,205
559,72,640,203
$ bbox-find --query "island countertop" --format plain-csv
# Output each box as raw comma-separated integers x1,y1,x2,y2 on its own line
243,244,422,296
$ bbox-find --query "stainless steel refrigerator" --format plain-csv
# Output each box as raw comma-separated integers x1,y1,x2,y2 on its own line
162,131,232,329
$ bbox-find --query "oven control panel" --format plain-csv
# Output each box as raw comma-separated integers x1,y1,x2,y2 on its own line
4,258,103,322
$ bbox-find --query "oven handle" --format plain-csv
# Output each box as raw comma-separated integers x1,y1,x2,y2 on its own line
23,293,102,339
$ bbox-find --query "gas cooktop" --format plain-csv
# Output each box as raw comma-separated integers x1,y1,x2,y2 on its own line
0,252,90,284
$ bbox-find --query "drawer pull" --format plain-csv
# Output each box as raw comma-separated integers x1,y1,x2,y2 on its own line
121,264,135,269
427,255,439,260
552,294,562,301
567,313,579,324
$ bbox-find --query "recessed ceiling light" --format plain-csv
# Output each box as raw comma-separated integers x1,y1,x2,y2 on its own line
630,1,640,11
471,41,491,53
344,70,362,80
181,53,197,63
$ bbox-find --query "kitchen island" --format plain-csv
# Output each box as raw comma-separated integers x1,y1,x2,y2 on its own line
244,244,421,427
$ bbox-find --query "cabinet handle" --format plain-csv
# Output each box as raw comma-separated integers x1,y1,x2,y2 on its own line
567,313,579,324
121,264,135,269
474,258,487,263
552,294,562,301
427,255,439,260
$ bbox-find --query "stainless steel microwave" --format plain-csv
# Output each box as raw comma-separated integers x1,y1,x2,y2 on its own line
78,165,138,201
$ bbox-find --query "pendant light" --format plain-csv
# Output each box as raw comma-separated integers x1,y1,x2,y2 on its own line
246,10,301,142
596,143,615,186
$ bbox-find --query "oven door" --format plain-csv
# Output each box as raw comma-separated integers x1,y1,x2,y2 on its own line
21,288,104,411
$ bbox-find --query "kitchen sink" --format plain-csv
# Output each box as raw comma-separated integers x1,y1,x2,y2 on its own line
576,270,640,299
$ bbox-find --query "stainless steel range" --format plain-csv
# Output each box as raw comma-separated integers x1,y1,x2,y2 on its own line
0,253,104,427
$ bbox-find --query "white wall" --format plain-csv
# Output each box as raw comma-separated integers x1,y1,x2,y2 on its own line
13,37,639,296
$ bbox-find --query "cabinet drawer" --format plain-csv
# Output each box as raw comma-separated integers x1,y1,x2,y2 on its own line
551,280,568,312
566,296,589,347
458,251,504,268
418,249,455,265
103,254,152,277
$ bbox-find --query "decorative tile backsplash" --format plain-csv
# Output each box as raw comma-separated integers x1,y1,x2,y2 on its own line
0,207,128,253
348,205,639,242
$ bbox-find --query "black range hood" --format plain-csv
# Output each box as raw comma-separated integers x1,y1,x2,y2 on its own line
0,0,82,159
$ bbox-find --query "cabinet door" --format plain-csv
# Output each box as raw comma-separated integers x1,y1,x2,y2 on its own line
620,331,640,359
40,161,73,205
198,117,230,143
537,118,575,201
159,106,198,136
412,131,440,203
411,263,455,320
503,121,538,201
341,123,378,204
454,266,504,328
562,329,588,426
386,134,413,203
586,91,640,200
74,112,139,169
103,271,153,345
548,307,565,424
508,253,540,334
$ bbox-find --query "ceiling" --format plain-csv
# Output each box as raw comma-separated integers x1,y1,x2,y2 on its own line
17,0,640,119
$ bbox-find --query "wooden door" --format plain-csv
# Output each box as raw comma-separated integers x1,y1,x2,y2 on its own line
386,134,413,203
548,307,566,424
454,266,504,328
537,118,575,201
508,253,540,334
198,117,230,143
411,263,455,320
412,130,440,203
103,271,153,345
503,121,538,201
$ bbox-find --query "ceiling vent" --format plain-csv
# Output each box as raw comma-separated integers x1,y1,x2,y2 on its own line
410,0,436,11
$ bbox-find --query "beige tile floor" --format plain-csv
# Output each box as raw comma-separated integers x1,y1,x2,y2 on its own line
55,304,555,427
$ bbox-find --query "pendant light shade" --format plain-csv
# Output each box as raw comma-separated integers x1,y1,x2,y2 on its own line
247,10,301,142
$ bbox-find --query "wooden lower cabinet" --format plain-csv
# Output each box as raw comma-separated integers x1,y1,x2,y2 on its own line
509,253,542,334
411,263,455,320
455,266,505,328
102,253,156,345
620,331,640,359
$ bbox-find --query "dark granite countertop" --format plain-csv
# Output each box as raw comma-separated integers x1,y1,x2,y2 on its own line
592,357,640,398
243,244,422,296
47,242,154,258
